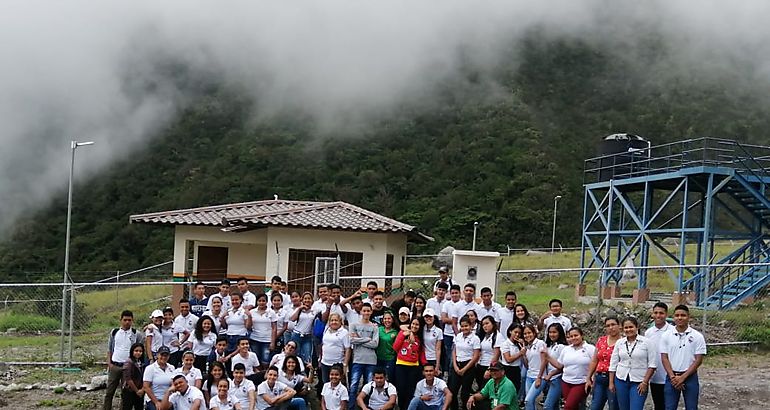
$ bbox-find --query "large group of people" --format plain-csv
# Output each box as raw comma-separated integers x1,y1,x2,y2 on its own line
104,271,707,410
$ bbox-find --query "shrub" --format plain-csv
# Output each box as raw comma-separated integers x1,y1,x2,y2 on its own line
738,325,770,348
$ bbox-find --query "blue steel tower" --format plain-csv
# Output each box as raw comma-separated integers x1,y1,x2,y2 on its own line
580,136,770,309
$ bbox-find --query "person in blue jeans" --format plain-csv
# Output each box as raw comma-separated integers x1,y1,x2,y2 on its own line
608,317,656,410
586,316,621,410
407,363,452,410
537,323,567,410
349,303,380,408
289,292,317,364
660,305,706,410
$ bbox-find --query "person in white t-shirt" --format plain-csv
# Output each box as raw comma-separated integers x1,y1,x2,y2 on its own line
476,287,501,325
643,302,673,410
209,378,241,410
256,366,305,410
320,313,351,384
222,293,251,354
237,277,257,311
500,324,526,399
407,363,451,410
159,374,204,410
450,315,480,410
266,275,292,309
207,280,232,313
229,364,256,410
440,285,461,379
475,316,502,391
249,293,277,365
357,369,397,410
660,305,706,410
321,364,349,410
143,346,176,410
270,293,289,349
229,337,261,384
175,351,203,389
539,299,572,334
522,324,547,410
548,327,596,410
191,316,218,374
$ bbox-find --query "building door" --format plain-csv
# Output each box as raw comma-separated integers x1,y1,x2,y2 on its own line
197,246,228,281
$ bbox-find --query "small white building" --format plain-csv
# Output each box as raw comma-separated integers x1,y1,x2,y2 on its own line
130,199,432,299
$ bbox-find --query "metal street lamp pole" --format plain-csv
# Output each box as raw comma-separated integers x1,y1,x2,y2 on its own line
550,195,562,265
59,140,94,365
472,221,479,251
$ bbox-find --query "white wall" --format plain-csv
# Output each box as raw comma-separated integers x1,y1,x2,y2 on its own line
172,225,267,279
451,250,501,297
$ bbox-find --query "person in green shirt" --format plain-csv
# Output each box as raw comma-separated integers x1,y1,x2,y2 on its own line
466,361,516,410
376,311,399,381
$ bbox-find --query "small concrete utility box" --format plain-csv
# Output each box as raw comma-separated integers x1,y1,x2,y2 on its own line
451,250,501,296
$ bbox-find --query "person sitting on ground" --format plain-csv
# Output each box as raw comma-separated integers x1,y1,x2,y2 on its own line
256,366,306,410
357,368,397,410
407,363,452,410
159,374,205,410
466,361,517,410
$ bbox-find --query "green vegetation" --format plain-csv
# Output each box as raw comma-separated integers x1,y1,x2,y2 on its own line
0,312,60,332
2,31,770,278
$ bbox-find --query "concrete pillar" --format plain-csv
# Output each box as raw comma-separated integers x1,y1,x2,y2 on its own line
671,291,688,306
632,288,650,304
575,284,587,298
602,285,621,299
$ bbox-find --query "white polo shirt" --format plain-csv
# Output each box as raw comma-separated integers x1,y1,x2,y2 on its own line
145,325,164,356
441,300,458,337
426,297,445,317
644,322,673,384
525,339,546,378
209,393,239,410
249,308,277,343
322,382,349,410
174,313,199,334
453,332,481,362
499,337,521,367
543,315,572,333
206,293,232,312
344,306,361,327
413,378,448,407
479,332,503,366
174,366,203,388
423,325,443,361
229,378,256,409
661,326,707,372
256,380,289,410
109,327,140,363
477,302,502,324
192,332,217,357
609,336,657,383
498,307,516,336
557,343,596,384
453,300,479,323
546,344,566,379
361,381,397,410
241,291,257,309
231,352,260,376
321,327,351,366
168,385,205,410
224,308,249,336
267,290,292,308
143,362,176,401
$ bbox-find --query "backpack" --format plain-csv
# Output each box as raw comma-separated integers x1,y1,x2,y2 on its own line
112,327,138,341
312,312,326,339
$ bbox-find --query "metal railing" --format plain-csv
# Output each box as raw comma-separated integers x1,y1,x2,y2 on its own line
584,138,770,184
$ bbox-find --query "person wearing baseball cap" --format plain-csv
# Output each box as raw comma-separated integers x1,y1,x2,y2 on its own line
422,308,444,376
143,345,176,410
467,361,517,410
398,307,412,331
145,310,165,362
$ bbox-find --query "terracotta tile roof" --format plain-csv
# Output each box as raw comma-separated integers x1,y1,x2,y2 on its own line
130,199,433,241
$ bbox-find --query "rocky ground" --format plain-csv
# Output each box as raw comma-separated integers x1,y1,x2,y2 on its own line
0,352,768,409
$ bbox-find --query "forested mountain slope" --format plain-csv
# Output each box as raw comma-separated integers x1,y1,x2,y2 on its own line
3,34,770,278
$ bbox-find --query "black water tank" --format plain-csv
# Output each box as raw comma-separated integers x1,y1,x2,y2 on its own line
598,133,649,181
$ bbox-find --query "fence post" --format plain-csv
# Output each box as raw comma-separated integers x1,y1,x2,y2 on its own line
59,283,67,364
68,284,76,366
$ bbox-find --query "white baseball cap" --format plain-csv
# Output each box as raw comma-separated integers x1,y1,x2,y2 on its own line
398,307,411,315
150,309,164,318
423,308,436,317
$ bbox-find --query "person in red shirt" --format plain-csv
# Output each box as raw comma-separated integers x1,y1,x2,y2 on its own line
393,317,427,410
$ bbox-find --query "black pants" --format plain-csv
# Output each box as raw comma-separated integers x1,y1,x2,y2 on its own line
475,364,489,392
121,388,143,410
650,382,665,410
449,361,474,410
194,355,208,375
503,365,521,396
394,364,421,410
169,350,183,367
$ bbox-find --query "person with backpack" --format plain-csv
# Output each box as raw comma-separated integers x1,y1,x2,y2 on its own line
103,310,145,410
357,368,397,410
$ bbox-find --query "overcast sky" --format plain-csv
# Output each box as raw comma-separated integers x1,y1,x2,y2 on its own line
2,1,770,235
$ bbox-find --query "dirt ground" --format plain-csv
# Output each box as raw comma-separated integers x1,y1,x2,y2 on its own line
0,352,768,409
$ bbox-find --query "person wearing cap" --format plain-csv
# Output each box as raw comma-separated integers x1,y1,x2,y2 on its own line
391,290,417,320
398,307,412,331
145,310,165,362
433,267,455,300
160,374,204,410
422,308,443,375
103,310,144,410
466,361,516,410
408,363,452,410
144,346,177,410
